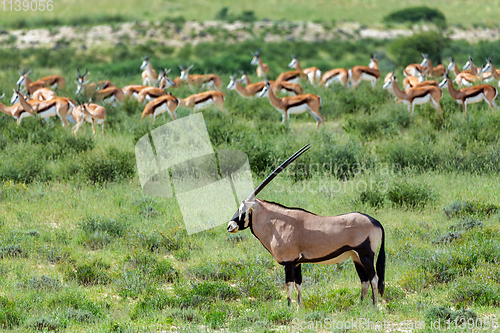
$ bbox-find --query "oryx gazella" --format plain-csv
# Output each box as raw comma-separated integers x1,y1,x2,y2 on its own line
349,54,380,88
259,80,324,128
17,69,66,94
179,65,223,91
288,55,321,85
227,144,386,307
383,73,443,116
420,54,446,78
141,55,158,86
439,73,498,117
251,49,270,78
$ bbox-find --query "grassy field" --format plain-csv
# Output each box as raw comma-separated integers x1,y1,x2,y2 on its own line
1,35,500,332
0,0,500,29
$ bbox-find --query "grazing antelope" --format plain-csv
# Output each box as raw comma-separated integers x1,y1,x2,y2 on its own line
320,67,349,87
447,58,480,86
75,67,115,95
179,65,223,91
13,88,75,127
0,92,37,125
95,85,124,104
17,69,66,94
227,74,267,98
404,62,427,77
141,93,180,122
349,54,381,88
420,54,446,78
72,101,106,136
439,73,498,117
383,73,443,116
179,90,225,114
259,81,324,128
141,55,158,86
32,88,56,101
122,85,148,99
288,55,321,85
137,70,175,104
481,58,500,84
227,144,386,307
251,49,270,78
239,72,303,96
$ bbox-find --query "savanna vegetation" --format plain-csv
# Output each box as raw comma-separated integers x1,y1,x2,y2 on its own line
1,29,500,332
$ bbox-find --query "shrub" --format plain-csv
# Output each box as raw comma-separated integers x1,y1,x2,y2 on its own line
78,215,127,238
67,258,111,286
381,141,440,172
443,200,499,218
358,188,385,208
205,308,227,329
389,32,450,68
81,147,135,184
20,275,62,290
0,244,25,258
450,217,483,231
383,6,447,29
0,296,21,329
27,316,61,331
387,180,435,209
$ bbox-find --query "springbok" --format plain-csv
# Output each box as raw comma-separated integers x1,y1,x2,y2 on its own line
349,54,381,88
320,67,349,87
141,93,179,122
259,80,324,128
481,58,500,85
31,88,56,101
179,65,223,91
447,58,480,87
72,101,106,136
75,67,115,95
227,144,386,307
420,54,446,78
179,90,225,114
401,67,440,91
462,55,481,75
140,55,158,86
12,88,75,127
137,69,175,104
404,62,427,77
383,73,443,116
238,72,303,96
288,55,321,85
122,85,148,99
439,73,498,117
251,49,270,78
0,92,37,125
17,69,66,93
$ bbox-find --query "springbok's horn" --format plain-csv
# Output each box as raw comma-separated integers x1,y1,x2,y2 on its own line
247,143,311,200
83,67,89,77
77,66,81,77
179,65,184,70
0,94,4,100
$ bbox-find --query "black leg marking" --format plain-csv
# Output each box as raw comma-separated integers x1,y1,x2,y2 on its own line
294,264,303,306
284,262,296,306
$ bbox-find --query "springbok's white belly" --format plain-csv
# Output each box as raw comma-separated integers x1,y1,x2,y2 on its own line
193,99,214,112
145,95,155,103
360,73,376,81
287,104,309,114
287,77,300,84
316,250,356,265
460,79,473,86
39,107,57,118
154,103,173,118
326,75,342,87
201,81,215,89
412,94,431,105
465,93,484,104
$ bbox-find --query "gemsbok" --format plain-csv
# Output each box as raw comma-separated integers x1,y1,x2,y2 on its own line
349,54,380,88
141,92,180,122
288,55,321,85
140,55,158,86
72,101,106,136
259,80,324,128
439,73,498,117
227,144,386,307
251,49,270,78
179,90,225,114
17,69,66,94
179,65,223,91
383,73,443,116
420,54,446,78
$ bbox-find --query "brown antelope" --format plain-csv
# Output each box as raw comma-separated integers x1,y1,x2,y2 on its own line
32,88,56,101
95,85,124,104
12,88,75,127
122,85,148,99
383,73,443,116
259,80,324,128
462,55,481,75
141,93,180,122
287,55,321,85
17,69,66,94
72,101,106,136
137,69,175,104
179,65,222,91
320,68,349,87
75,67,115,95
179,90,225,114
227,74,267,98
141,55,158,86
227,144,386,307
421,54,446,78
447,58,480,86
404,61,427,77
239,72,303,96
439,73,498,117
0,93,37,125
251,49,270,78
349,54,381,88
481,58,500,85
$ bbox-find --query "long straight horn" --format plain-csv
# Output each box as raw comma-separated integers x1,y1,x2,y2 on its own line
247,143,311,200
77,66,81,77
83,67,89,77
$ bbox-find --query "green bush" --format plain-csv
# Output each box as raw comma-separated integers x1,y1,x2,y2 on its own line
388,180,435,209
383,6,447,29
78,215,127,238
389,32,450,68
381,140,440,172
81,147,135,184
443,200,499,218
0,296,21,329
66,258,111,286
358,188,385,208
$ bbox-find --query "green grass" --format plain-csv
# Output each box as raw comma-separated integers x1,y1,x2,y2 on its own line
0,0,499,29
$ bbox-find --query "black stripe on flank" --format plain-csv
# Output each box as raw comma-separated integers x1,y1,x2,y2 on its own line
463,88,485,99
359,68,380,78
285,100,308,110
194,94,213,104
36,101,57,113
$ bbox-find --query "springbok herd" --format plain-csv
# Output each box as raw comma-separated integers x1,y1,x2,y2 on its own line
1,51,499,135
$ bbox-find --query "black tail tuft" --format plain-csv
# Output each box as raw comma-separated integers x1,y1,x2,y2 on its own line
376,227,386,296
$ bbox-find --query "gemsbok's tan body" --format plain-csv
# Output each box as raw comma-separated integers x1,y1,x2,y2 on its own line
439,74,498,117
350,55,380,88
288,55,321,85
259,81,324,128
72,102,106,136
141,93,180,122
320,68,349,87
179,90,225,114
383,74,443,116
251,50,270,78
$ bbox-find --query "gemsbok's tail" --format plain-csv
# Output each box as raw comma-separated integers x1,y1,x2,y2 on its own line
376,226,386,296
